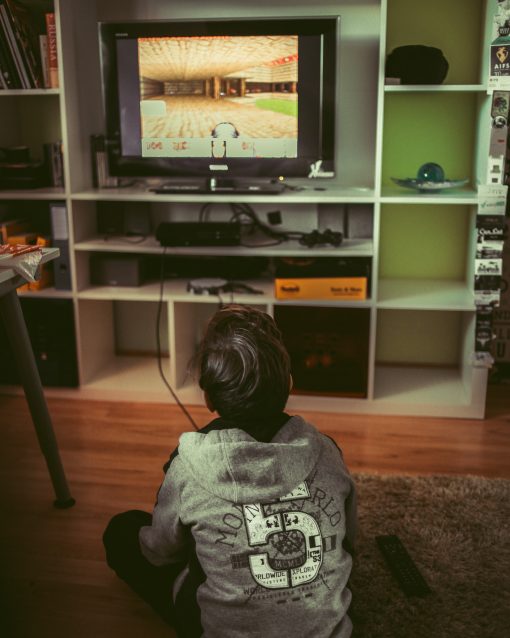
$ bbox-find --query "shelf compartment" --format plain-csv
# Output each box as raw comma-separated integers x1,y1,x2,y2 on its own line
0,94,62,169
381,92,479,189
377,279,474,311
379,204,472,281
386,0,485,85
376,309,472,367
373,307,486,415
72,198,374,257
373,365,483,417
77,298,172,396
274,305,371,398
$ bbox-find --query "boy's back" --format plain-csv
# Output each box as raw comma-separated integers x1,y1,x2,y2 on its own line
140,415,356,637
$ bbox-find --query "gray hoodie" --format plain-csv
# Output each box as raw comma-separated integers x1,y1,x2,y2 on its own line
140,415,356,638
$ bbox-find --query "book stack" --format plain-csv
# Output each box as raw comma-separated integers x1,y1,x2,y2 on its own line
43,140,64,187
0,1,58,89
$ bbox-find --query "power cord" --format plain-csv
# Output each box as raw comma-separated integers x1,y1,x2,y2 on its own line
227,203,342,247
157,248,199,431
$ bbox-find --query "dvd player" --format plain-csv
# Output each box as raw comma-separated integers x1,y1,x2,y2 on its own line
156,222,242,247
150,180,285,195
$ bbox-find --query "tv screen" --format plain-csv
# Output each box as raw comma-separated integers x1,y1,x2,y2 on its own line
99,17,339,184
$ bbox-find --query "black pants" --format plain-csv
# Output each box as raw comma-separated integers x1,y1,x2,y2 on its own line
103,510,187,630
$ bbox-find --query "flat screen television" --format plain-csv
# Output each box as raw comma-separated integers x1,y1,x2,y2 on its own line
99,16,339,191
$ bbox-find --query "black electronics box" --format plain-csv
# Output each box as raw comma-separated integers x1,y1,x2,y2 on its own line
156,222,241,247
90,253,146,287
0,162,48,189
0,298,78,387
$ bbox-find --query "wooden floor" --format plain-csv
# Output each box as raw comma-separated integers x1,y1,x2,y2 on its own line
0,384,509,637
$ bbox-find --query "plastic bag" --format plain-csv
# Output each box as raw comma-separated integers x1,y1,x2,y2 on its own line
0,244,43,282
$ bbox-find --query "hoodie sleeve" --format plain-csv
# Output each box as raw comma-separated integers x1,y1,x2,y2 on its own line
139,456,190,566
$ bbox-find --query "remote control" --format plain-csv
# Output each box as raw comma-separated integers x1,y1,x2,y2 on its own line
376,534,431,597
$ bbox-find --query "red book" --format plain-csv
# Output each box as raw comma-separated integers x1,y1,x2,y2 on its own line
45,12,58,88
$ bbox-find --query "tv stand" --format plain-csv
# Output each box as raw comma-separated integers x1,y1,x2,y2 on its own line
150,177,285,195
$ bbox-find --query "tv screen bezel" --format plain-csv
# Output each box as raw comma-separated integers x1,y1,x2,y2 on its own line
99,16,339,180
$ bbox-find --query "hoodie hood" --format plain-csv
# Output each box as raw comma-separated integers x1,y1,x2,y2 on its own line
177,416,322,503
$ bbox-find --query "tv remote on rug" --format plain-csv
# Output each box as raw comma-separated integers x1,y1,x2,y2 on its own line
376,534,432,597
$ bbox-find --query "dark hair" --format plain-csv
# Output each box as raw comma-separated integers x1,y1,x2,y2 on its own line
194,304,291,421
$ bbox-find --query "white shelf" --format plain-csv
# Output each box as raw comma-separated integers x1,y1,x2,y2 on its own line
17,287,73,300
380,187,478,204
377,279,475,311
70,185,377,204
0,188,66,200
77,278,372,307
384,84,487,93
0,89,60,96
74,235,374,257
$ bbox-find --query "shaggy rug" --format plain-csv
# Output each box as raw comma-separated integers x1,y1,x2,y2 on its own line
349,474,510,638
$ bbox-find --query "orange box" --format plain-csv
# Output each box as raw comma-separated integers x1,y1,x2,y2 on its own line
275,277,367,300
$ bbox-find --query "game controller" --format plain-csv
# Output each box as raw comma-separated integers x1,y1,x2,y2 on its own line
299,229,343,248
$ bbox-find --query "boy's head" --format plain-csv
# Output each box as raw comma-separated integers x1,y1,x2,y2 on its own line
194,305,291,422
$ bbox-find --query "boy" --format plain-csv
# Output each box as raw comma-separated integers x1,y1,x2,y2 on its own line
103,304,357,637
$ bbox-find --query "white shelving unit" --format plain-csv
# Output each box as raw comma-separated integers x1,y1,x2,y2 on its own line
0,0,496,417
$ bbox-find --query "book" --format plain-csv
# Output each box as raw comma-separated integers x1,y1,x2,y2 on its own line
43,141,64,187
45,12,58,88
3,0,44,88
0,0,27,87
0,15,20,88
39,33,48,87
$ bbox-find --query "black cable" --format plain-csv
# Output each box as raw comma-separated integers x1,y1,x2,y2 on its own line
157,248,199,431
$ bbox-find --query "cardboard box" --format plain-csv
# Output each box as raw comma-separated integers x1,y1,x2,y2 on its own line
275,277,367,301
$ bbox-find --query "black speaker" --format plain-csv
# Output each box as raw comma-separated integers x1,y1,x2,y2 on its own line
97,201,125,235
90,253,146,287
0,298,78,387
124,204,151,236
97,201,151,236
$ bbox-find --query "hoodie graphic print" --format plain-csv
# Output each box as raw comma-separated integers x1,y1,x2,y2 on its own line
139,416,357,638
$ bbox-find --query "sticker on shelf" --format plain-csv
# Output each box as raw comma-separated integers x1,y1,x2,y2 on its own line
488,75,510,90
476,215,507,242
486,156,506,184
475,291,501,306
478,184,508,198
471,351,495,367
476,244,504,261
477,194,507,216
475,258,503,276
475,305,495,352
